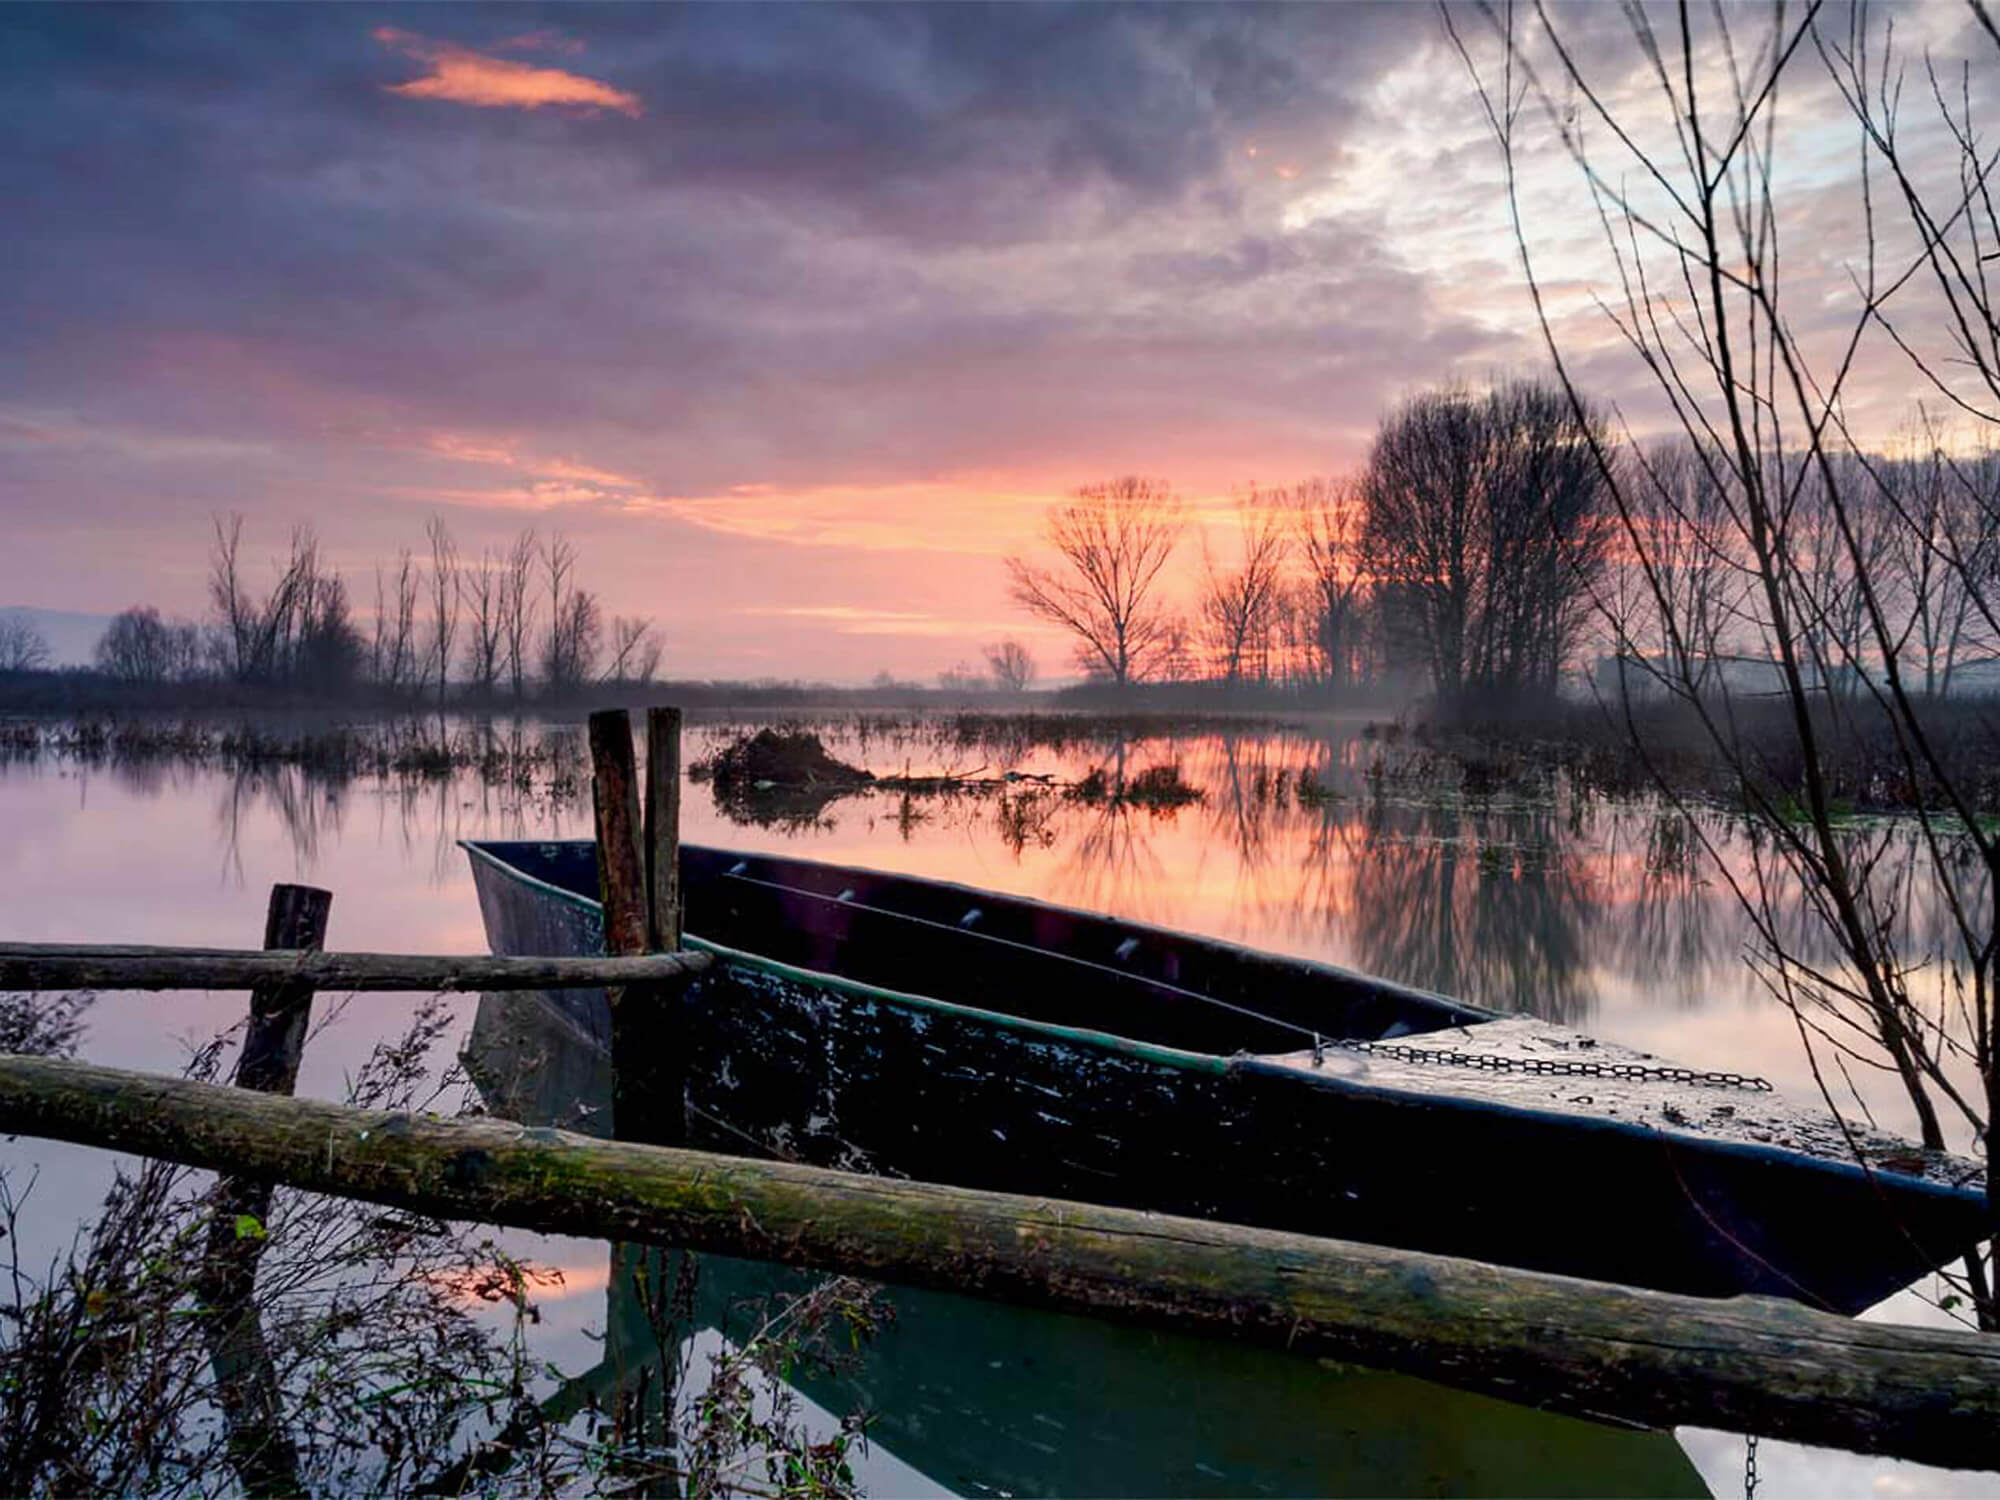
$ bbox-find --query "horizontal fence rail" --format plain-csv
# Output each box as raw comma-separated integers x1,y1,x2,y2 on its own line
0,943,712,993
1,1051,1997,1470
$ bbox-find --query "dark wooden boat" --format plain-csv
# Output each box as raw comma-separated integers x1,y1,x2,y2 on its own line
464,838,1989,1317
465,985,1712,1498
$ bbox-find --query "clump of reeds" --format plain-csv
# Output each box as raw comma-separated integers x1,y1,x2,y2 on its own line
1294,765,1339,806
0,715,592,805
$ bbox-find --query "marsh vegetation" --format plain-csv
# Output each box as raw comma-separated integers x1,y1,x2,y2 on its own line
0,986,886,1499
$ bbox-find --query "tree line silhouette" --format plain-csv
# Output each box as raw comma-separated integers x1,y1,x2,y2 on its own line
1008,378,2000,714
68,518,663,706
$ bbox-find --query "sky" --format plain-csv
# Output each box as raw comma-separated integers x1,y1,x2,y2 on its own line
1,2,1991,681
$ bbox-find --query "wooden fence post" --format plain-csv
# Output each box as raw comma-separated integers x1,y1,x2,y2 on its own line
235,885,333,1094
643,706,687,1148
197,881,329,1497
589,710,648,960
592,709,686,1146
594,707,691,1466
645,706,683,955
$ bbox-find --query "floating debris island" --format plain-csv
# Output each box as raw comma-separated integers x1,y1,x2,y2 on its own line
690,728,876,826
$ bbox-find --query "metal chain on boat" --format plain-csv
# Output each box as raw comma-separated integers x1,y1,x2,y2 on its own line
1743,1435,1759,1499
1323,1036,1775,1092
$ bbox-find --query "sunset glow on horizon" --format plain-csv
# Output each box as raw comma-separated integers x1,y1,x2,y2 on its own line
2,2,1989,680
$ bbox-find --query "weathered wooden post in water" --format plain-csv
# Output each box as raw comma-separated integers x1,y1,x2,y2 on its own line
588,707,692,1454
590,707,688,1148
196,882,329,1498
235,885,332,1094
645,705,683,956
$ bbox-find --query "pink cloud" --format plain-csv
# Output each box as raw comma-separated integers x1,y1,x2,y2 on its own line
638,479,1058,556
418,431,642,492
374,28,641,118
383,482,614,511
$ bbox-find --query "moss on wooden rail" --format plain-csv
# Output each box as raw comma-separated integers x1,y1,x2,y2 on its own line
1,1053,1997,1468
0,943,712,993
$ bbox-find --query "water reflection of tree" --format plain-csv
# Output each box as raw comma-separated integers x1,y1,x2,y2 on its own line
176,713,1986,1049
1047,797,1174,924
214,765,349,884
1599,808,1738,1003
1730,817,1998,1015
1202,732,1283,914
203,716,590,879
104,755,205,803
1291,790,1369,941
994,787,1058,856
1347,798,1601,1023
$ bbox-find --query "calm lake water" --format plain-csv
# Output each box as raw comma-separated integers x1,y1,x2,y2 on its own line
2,710,1994,1498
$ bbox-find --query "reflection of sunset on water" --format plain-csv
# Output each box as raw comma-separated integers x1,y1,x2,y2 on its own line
426,1258,609,1309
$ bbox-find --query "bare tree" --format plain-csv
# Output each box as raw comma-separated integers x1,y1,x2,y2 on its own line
1268,585,1318,693
208,515,254,681
460,549,505,700
1291,477,1370,693
425,517,459,707
1882,436,2000,696
544,592,602,696
1156,615,1197,685
207,519,351,690
294,566,364,696
1451,0,2000,1323
96,608,202,684
936,660,988,695
539,533,600,696
539,532,575,691
1792,453,1903,701
499,529,538,703
1361,380,1610,707
1635,443,1748,697
1006,477,1185,686
210,516,310,685
603,615,663,686
371,551,422,698
1593,441,1755,703
984,639,1038,694
1200,495,1291,685
0,617,51,673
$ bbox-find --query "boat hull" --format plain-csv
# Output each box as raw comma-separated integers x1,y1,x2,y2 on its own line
465,839,1989,1315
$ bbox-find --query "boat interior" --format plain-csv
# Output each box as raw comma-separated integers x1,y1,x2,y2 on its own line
472,840,1490,1056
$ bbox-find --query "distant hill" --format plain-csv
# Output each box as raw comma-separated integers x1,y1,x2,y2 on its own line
0,607,115,668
